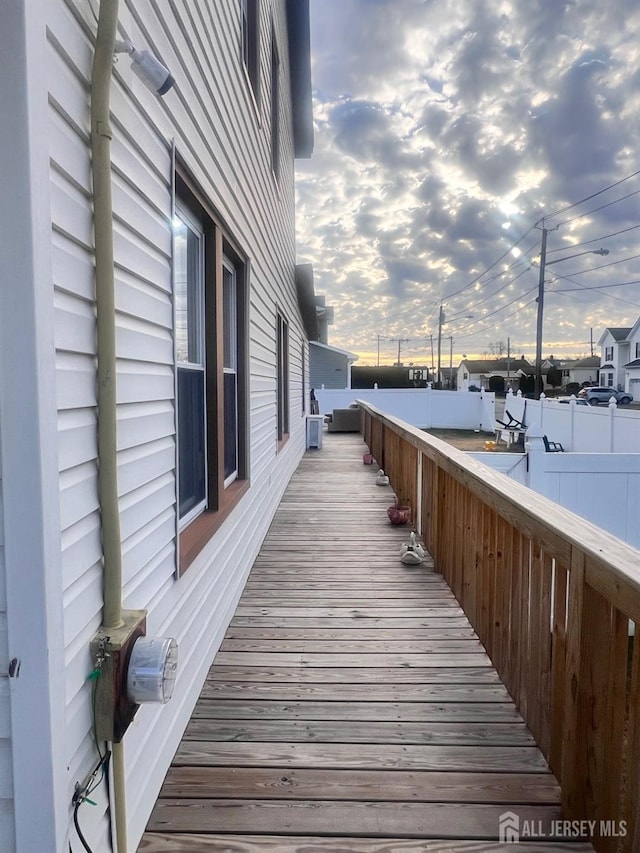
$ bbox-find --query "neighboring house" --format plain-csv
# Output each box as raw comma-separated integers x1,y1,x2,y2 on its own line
310,340,358,389
0,2,312,852
351,365,432,389
623,317,640,400
316,294,335,344
598,327,631,389
456,358,535,392
560,356,601,387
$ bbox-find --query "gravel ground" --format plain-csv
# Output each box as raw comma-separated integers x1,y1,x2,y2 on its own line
424,428,524,453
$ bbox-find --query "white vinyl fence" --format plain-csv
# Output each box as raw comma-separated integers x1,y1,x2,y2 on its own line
315,387,495,432
471,439,640,551
502,390,640,452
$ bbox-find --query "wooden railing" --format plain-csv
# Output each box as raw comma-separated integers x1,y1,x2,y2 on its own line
361,400,640,852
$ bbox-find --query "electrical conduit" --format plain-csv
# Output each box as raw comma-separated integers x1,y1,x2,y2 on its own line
91,1,127,850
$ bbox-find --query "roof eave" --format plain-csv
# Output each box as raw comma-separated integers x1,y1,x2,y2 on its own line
295,263,319,340
286,0,314,159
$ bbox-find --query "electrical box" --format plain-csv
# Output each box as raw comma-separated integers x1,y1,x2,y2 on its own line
306,415,324,449
90,610,147,743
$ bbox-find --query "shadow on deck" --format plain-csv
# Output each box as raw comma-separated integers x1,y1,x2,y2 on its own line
140,432,594,852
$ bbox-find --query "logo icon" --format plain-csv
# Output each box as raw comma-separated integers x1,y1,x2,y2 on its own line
499,810,520,843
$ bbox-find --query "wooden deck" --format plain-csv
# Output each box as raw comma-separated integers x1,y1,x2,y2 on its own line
140,433,594,852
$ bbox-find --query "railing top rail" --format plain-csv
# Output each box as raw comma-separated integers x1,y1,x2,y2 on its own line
358,399,640,622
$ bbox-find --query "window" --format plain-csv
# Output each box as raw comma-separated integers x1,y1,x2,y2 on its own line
241,0,260,103
276,312,289,442
223,260,239,486
636,342,640,359
173,170,248,571
605,346,614,361
301,341,306,414
607,373,614,387
174,208,206,523
270,24,280,179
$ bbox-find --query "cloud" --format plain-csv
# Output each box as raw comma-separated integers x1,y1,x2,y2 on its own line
296,0,640,361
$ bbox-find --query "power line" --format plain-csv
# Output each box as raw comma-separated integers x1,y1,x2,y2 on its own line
545,222,640,254
542,167,640,221
555,188,640,228
545,269,640,309
453,288,539,337
440,225,537,301
552,278,640,293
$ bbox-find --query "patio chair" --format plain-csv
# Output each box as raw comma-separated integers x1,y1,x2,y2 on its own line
495,409,524,431
495,409,526,447
542,435,564,452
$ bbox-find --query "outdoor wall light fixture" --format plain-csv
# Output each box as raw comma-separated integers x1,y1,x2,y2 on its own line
115,40,174,96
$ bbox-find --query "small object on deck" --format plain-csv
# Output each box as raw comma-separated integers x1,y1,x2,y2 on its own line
363,452,374,465
376,469,389,486
400,531,425,564
388,500,411,525
484,440,496,451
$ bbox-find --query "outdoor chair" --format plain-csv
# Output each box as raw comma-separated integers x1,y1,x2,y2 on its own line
495,409,524,431
495,409,526,447
542,435,564,452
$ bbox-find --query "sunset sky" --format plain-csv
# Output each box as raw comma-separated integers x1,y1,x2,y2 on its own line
295,0,640,365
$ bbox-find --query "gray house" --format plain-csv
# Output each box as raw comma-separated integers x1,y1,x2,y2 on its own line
310,341,358,390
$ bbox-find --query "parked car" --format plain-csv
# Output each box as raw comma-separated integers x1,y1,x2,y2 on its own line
550,396,589,406
577,387,633,405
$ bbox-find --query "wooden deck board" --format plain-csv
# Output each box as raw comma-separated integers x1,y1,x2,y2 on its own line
140,836,595,853
140,433,593,851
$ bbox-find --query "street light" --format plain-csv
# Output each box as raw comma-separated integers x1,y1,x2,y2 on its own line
534,224,609,398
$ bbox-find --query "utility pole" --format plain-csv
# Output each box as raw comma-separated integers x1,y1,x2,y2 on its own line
448,336,453,389
436,305,444,388
377,334,383,366
388,337,410,367
430,335,434,373
534,233,607,397
506,336,511,388
534,225,548,399
590,328,594,357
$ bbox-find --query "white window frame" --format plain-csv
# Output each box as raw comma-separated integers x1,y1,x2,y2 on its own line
174,204,208,528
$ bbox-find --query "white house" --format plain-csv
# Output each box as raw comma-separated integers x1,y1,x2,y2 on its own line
0,2,312,851
622,317,640,400
456,357,534,392
598,327,631,389
560,355,600,388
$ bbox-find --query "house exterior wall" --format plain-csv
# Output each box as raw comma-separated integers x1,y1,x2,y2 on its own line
0,429,10,851
310,344,350,389
561,366,599,386
624,322,640,399
1,1,309,850
1,4,69,850
599,331,630,389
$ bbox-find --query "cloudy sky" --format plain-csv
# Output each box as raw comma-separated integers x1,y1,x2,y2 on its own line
294,0,640,366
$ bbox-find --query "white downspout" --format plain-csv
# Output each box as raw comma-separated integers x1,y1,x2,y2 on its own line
91,2,128,851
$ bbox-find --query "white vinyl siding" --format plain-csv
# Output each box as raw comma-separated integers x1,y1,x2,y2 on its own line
42,0,308,849
310,343,351,389
0,444,12,851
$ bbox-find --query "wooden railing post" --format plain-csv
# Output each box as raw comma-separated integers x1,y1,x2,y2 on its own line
416,452,422,536
560,548,587,818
